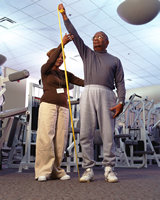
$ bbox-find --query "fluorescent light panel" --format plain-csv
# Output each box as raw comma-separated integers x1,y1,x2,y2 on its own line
0,17,18,29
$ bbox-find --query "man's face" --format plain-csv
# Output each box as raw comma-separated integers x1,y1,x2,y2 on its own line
92,32,109,51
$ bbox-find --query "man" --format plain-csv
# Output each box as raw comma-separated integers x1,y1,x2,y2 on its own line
58,4,126,183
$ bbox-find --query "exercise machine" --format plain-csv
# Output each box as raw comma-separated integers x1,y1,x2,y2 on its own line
0,68,29,168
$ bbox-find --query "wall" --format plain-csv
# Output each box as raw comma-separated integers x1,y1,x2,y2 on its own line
126,85,160,104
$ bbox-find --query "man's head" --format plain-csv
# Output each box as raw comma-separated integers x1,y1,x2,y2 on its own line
92,31,109,51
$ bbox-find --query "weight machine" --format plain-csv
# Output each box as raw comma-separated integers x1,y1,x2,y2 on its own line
145,103,160,166
0,67,29,168
115,94,160,168
18,82,43,172
61,85,82,172
55,92,160,171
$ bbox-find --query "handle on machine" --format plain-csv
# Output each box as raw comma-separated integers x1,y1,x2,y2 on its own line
9,70,30,82
129,93,142,100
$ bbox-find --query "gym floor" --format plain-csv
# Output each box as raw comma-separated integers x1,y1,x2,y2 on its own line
0,165,160,200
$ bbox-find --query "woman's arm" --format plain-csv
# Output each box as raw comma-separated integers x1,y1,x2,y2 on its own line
41,44,62,75
41,33,74,75
67,72,84,87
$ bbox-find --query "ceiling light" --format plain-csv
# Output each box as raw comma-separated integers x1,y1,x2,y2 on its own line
125,79,132,81
0,17,18,29
69,57,78,62
117,0,160,25
31,0,40,2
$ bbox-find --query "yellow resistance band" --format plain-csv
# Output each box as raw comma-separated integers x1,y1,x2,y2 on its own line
57,8,80,181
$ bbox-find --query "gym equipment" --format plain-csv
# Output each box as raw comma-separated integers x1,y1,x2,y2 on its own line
18,82,43,172
0,70,29,170
115,94,160,168
0,70,29,151
61,85,81,172
61,92,160,170
126,96,154,129
5,114,29,168
145,103,160,166
115,94,146,168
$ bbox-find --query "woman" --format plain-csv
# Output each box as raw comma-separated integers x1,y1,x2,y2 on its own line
35,33,84,182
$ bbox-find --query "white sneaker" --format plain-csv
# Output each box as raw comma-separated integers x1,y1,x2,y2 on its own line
80,168,94,183
104,166,118,183
38,176,47,182
60,174,70,180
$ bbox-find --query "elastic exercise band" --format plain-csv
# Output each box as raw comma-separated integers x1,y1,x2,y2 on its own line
57,7,80,181
59,9,64,13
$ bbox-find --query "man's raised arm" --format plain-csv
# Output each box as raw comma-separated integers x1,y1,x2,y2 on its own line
58,4,68,21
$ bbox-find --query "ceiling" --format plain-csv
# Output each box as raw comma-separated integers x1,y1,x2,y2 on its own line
1,0,160,90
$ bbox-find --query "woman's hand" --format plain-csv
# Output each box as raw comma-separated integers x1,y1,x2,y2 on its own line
63,33,74,46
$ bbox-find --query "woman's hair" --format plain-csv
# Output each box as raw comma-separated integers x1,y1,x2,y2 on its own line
46,48,56,57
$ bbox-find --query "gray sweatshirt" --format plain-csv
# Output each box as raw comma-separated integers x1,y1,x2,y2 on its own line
64,19,126,103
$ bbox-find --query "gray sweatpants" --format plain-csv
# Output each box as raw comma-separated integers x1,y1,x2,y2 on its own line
80,85,117,169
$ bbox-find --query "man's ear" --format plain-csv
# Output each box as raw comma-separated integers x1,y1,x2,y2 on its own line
105,40,109,48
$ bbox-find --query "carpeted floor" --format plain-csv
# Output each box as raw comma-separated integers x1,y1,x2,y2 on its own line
0,165,160,200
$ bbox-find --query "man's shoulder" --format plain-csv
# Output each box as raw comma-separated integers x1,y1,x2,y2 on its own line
94,50,119,59
106,52,119,60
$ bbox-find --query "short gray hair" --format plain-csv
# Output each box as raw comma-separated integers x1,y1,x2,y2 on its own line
99,31,109,41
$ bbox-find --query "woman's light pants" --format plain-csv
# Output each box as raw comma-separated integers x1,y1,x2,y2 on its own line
35,102,69,179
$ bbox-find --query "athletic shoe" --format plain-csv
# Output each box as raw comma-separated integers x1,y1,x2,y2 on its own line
60,174,70,180
104,166,118,183
38,176,47,182
79,168,94,183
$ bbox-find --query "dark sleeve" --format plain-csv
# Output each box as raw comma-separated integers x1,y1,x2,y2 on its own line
41,44,62,75
115,59,126,103
67,71,84,87
64,19,89,60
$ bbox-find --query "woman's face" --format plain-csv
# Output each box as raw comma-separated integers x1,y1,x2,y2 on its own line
55,52,65,67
